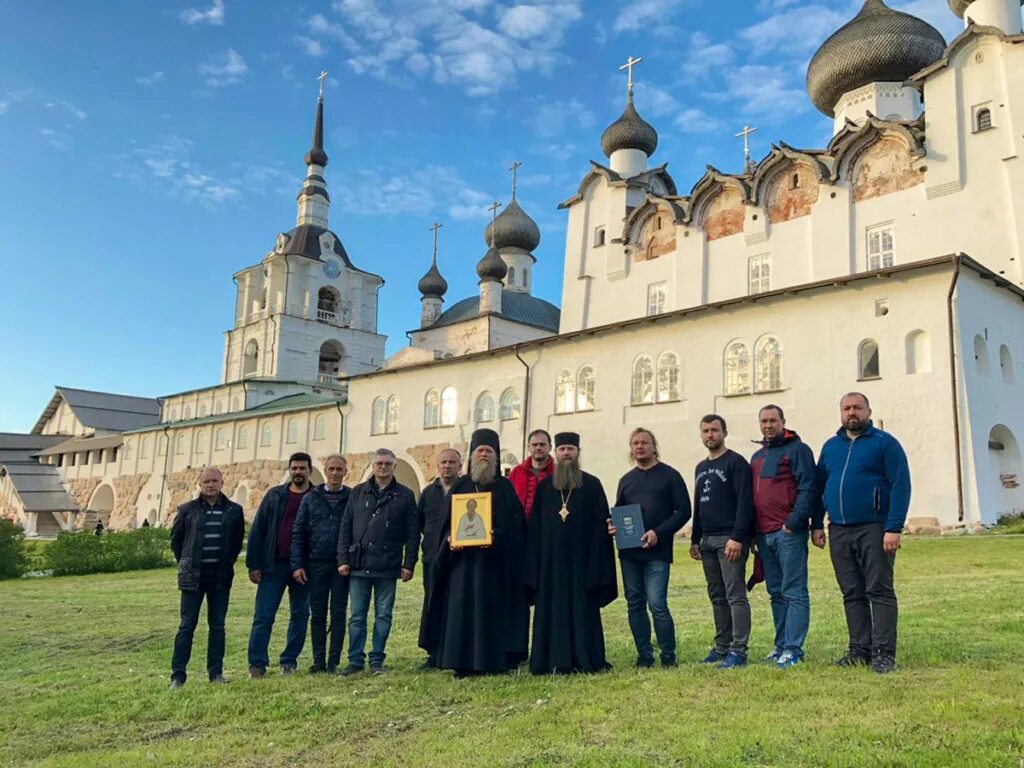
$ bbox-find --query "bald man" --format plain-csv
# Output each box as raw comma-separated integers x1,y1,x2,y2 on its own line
169,467,245,689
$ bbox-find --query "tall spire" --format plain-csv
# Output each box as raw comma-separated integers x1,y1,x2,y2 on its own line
304,71,329,168
296,72,330,228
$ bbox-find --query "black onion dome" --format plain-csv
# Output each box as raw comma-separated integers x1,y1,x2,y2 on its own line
482,199,541,252
806,0,946,116
476,246,508,281
600,92,658,157
418,262,448,297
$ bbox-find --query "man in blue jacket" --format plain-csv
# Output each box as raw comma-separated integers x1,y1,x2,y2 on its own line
817,393,911,674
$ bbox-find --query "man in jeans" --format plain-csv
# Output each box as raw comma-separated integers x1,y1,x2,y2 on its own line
246,452,313,678
818,392,910,674
291,454,350,674
612,428,691,668
509,429,554,523
690,414,755,669
337,448,419,676
750,405,825,669
169,467,244,688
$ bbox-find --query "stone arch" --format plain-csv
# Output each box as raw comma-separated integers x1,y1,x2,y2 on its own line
318,339,345,383
317,285,340,317
987,424,1024,517
358,457,423,502
850,137,924,202
243,339,259,377
87,483,116,528
905,330,931,374
232,484,251,520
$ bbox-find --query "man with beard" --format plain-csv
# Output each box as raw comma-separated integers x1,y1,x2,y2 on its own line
420,428,528,678
416,447,460,670
524,432,617,675
818,392,910,674
509,429,554,522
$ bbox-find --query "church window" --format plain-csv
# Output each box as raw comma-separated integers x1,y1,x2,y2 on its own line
424,389,441,428
656,216,662,230
647,282,667,316
976,108,992,132
475,392,495,423
313,414,327,441
749,255,771,295
124,441,133,460
215,428,227,450
508,267,516,286
499,389,521,420
522,269,529,289
441,387,458,426
724,341,751,395
631,356,654,405
236,426,249,450
286,418,299,444
754,336,783,392
576,366,596,411
866,224,894,270
195,431,207,454
243,340,259,377
170,407,178,421
1000,344,1014,384
386,396,400,434
372,397,387,435
657,352,680,402
158,435,167,457
140,437,150,459
318,287,340,322
791,173,800,190
974,335,990,376
594,227,606,247
260,424,273,447
555,370,574,414
175,435,186,455
858,339,880,380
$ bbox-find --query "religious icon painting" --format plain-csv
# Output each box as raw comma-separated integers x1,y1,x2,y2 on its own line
450,492,493,547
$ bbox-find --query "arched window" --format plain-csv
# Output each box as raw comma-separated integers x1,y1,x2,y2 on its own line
231,397,241,412
475,392,495,422
195,431,207,454
313,414,327,441
657,352,680,402
124,441,133,460
555,369,574,414
184,406,192,420
499,389,521,420
905,330,931,374
754,336,782,392
858,339,880,380
158,435,168,457
974,335,990,376
170,407,178,421
286,418,299,444
631,356,654,405
198,404,208,418
724,341,751,395
175,434,186,455
441,386,458,426
372,397,386,435
243,339,259,377
214,428,227,450
318,340,345,383
576,366,596,411
508,267,516,286
386,395,400,433
594,226,606,247
424,389,440,428
317,286,339,319
977,108,992,132
1000,344,1014,384
140,437,150,459
260,424,273,447
236,426,249,450
214,401,224,415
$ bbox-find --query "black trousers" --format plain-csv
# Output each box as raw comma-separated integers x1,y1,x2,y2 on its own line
420,559,435,661
307,560,349,668
828,522,898,657
171,578,231,682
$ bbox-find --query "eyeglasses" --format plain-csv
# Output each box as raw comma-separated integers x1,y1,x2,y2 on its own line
373,461,395,468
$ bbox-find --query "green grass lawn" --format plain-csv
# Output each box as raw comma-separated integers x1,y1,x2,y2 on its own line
2,536,1022,767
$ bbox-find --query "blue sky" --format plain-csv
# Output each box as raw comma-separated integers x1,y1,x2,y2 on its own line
0,0,963,432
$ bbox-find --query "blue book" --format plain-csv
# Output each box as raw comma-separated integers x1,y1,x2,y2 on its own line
610,504,645,550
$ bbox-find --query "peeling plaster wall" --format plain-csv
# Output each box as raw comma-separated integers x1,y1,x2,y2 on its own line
852,138,924,202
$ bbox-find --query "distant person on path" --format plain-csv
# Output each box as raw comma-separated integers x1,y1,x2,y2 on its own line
509,429,554,523
818,392,910,674
691,415,755,669
141,519,151,528
93,520,104,536
291,454,351,675
169,467,244,689
750,405,825,669
246,452,314,678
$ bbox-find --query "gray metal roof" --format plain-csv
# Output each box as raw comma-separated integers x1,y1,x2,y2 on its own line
806,0,946,116
483,199,541,253
600,91,658,157
31,387,162,435
0,462,78,512
431,289,560,332
0,433,69,463
34,434,123,457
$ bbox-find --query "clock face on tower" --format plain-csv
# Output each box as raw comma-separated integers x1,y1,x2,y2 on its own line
322,259,341,279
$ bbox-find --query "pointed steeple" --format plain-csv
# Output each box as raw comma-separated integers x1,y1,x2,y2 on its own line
296,72,331,228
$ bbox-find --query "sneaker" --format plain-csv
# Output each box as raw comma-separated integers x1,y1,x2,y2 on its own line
716,651,748,669
308,664,327,675
279,664,296,677
208,674,228,684
635,657,655,669
775,651,801,670
168,678,185,690
763,648,783,664
660,657,678,669
700,649,725,664
339,664,363,677
871,653,897,674
248,665,265,679
833,652,870,668
370,664,385,676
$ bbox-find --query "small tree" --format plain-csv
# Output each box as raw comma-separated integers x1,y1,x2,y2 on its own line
0,519,29,580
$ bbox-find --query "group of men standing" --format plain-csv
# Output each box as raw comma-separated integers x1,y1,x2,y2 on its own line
168,391,910,686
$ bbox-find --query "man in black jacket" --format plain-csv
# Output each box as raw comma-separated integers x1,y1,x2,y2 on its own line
337,448,419,676
169,467,244,689
245,453,313,678
291,454,351,674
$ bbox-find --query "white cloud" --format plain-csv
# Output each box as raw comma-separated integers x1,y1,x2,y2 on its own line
674,107,723,134
331,163,494,219
723,64,808,122
45,100,87,120
738,5,847,57
180,0,225,26
198,49,248,87
135,71,165,86
680,31,733,77
633,83,680,118
295,35,326,57
119,135,242,209
612,0,684,34
531,98,595,139
499,3,582,41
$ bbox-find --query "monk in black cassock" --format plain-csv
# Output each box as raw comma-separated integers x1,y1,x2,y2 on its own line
419,428,529,678
524,432,618,675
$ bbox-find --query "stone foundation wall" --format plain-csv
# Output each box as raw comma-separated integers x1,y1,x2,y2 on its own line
110,473,151,530
66,478,101,513
164,459,288,524
407,441,465,484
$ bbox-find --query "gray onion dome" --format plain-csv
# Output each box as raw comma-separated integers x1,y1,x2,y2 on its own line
418,262,447,297
600,92,658,157
806,0,946,116
483,199,541,252
476,246,508,281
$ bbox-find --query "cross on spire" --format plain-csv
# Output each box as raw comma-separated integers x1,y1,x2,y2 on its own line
508,161,522,200
487,201,501,247
735,124,759,174
430,222,442,264
317,70,328,99
619,56,643,92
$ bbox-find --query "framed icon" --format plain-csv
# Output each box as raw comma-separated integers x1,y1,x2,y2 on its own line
450,492,492,547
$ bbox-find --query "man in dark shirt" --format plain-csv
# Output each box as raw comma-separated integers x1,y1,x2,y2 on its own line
416,447,460,669
245,452,313,677
690,414,755,669
610,427,691,668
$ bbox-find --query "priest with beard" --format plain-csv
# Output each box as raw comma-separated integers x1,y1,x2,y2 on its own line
419,428,529,678
524,432,618,675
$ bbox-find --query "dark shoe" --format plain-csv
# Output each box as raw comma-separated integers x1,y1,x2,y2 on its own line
833,652,870,668
326,664,338,675
339,664,363,677
279,664,296,677
169,678,185,690
248,665,265,679
660,657,678,669
635,657,655,669
208,674,228,684
370,664,385,676
453,669,473,679
716,651,748,669
308,664,327,675
700,649,725,664
871,653,897,674
418,657,438,671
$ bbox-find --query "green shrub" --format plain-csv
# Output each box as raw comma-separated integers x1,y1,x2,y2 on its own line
44,527,174,577
0,520,30,580
991,510,1024,534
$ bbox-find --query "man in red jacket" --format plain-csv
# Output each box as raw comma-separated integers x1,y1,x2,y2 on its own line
509,429,554,521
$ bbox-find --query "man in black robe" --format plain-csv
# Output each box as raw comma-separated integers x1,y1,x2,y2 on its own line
524,432,617,675
419,429,528,678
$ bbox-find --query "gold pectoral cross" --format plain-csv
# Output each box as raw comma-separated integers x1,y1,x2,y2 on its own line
559,505,569,523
